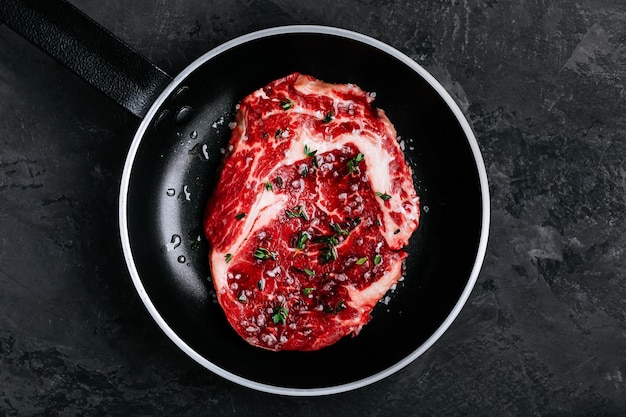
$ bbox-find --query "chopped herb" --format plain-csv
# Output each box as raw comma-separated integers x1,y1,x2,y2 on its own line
285,205,308,221
304,144,317,158
237,292,247,303
262,132,269,139
375,192,392,201
375,219,382,226
235,213,246,220
374,254,382,265
191,237,201,250
275,129,283,138
303,287,315,296
295,231,310,250
394,228,401,234
321,245,339,264
347,153,364,174
356,257,368,265
313,235,339,246
265,181,273,191
275,176,284,187
272,304,288,325
332,299,346,315
347,217,362,229
300,165,309,177
304,144,319,168
254,247,278,261
329,222,350,236
322,111,334,123
225,253,233,263
257,279,264,290
280,98,294,110
312,220,351,264
293,267,315,276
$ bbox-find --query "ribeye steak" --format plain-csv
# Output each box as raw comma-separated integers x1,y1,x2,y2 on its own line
204,73,420,351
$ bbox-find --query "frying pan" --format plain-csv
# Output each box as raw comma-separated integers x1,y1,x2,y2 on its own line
1,0,489,396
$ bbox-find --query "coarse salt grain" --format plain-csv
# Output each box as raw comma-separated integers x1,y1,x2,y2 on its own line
267,266,281,277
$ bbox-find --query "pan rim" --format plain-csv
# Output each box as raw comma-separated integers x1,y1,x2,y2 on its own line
118,24,490,396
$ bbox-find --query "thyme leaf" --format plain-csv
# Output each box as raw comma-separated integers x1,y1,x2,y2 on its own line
347,153,364,174
280,98,294,110
295,231,310,250
304,144,317,158
272,304,288,325
254,247,278,261
285,205,308,221
375,191,392,201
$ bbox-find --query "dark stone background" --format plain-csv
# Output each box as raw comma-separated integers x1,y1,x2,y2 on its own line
1,0,625,415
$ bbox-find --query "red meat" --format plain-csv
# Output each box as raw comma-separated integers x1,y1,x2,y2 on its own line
204,73,419,351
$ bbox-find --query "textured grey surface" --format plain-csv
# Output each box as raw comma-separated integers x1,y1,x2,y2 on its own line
1,0,626,415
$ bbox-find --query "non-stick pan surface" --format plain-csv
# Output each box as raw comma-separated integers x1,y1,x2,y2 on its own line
120,27,489,395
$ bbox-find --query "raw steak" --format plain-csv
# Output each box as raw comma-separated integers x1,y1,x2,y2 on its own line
204,73,420,351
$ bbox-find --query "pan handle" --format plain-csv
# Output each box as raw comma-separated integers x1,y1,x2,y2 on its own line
0,0,173,118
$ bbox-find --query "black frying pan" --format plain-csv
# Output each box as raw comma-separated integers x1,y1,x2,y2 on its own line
1,0,489,395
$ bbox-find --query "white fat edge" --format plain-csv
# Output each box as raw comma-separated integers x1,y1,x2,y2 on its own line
210,189,289,292
345,259,403,311
251,88,270,101
356,130,420,245
293,75,365,98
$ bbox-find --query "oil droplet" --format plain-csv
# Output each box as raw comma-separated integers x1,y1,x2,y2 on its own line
423,205,430,213
166,234,182,251
166,188,175,197
183,185,191,201
177,255,186,263
190,130,198,139
202,143,209,160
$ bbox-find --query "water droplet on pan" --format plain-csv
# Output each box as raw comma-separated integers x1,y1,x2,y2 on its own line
183,185,191,200
166,234,182,251
177,255,186,263
166,188,175,196
190,130,198,139
188,143,210,161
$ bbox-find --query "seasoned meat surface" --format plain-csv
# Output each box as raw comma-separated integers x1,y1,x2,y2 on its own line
204,73,419,351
